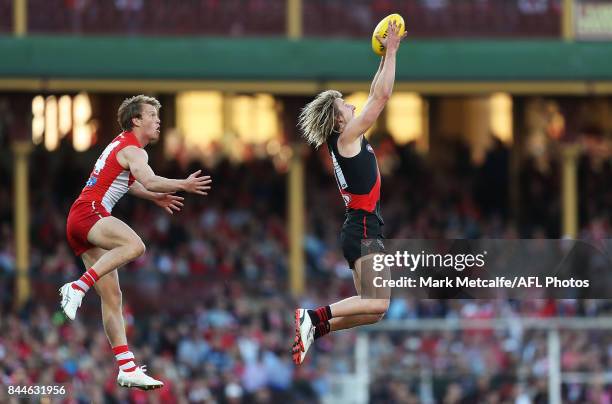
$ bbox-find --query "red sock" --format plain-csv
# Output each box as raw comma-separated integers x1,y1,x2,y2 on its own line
112,345,137,372
308,306,332,325
314,321,331,339
71,268,99,293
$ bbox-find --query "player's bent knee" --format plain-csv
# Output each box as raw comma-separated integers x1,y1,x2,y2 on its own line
136,240,146,257
364,298,390,315
373,298,390,315
127,239,146,259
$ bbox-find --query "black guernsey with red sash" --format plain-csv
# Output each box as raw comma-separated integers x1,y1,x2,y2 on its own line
326,132,385,268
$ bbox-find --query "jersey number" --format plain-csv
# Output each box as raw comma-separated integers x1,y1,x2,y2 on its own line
93,140,121,175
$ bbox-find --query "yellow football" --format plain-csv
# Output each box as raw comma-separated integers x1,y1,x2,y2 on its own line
371,13,405,56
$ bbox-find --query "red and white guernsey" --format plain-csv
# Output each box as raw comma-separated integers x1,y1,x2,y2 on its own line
78,131,141,213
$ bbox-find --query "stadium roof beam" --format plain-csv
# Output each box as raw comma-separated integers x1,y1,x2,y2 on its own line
3,79,612,96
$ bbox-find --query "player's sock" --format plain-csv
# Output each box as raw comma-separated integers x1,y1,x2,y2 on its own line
314,321,330,340
71,268,99,293
112,345,137,372
308,305,332,326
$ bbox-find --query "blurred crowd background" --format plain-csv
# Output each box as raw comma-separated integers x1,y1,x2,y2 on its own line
1,130,611,403
1,0,612,403
1,0,562,37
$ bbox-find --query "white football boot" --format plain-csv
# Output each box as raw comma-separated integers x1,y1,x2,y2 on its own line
59,283,84,320
117,366,164,390
293,309,315,365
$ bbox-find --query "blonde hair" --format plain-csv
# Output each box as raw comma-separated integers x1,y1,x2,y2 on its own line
117,95,161,131
298,90,342,148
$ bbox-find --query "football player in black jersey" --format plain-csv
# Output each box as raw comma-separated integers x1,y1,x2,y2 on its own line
292,20,406,365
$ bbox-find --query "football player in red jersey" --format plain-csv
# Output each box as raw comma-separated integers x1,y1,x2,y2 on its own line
61,95,211,389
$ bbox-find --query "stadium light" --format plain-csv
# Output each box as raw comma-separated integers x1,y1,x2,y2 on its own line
58,95,72,137
31,93,93,151
176,92,281,163
44,96,59,151
387,92,425,146
176,91,224,152
490,93,513,144
230,94,279,144
31,95,44,145
73,92,93,152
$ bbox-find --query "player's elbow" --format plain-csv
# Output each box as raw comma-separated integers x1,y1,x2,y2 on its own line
380,91,392,103
381,92,392,102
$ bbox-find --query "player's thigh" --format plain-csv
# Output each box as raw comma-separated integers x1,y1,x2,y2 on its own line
87,216,142,251
354,253,390,300
353,253,377,296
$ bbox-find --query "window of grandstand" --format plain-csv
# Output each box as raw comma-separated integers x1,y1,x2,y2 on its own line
31,95,44,145
175,91,224,162
31,92,94,152
436,97,513,165
230,94,279,144
387,92,427,151
44,95,58,151
490,93,513,144
58,95,72,137
73,92,95,151
174,91,282,167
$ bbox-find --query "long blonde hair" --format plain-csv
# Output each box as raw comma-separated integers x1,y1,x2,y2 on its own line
298,90,342,148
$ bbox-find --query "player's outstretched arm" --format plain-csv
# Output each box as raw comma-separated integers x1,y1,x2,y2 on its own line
129,181,185,215
120,146,212,195
369,56,385,98
340,21,406,145
128,180,160,200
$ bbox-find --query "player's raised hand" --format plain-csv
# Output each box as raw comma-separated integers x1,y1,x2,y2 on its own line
375,20,407,53
183,170,212,195
154,193,184,214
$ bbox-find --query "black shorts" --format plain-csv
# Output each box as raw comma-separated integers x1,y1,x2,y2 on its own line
340,210,385,269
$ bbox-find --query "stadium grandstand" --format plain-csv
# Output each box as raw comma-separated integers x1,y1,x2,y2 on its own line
1,0,612,403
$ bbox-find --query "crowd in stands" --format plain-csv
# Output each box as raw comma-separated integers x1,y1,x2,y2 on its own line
368,299,612,403
0,131,611,402
0,0,560,37
303,0,560,38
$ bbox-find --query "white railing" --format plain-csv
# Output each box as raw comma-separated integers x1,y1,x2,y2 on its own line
323,317,612,404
